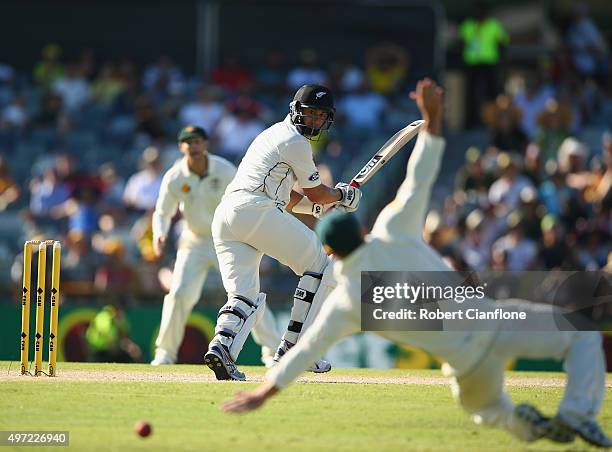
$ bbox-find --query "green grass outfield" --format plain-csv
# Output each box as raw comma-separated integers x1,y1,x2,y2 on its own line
0,362,610,451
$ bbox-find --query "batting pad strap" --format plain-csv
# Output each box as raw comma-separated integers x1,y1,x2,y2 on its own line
287,321,303,334
303,271,323,280
217,328,236,339
218,306,248,321
234,294,256,308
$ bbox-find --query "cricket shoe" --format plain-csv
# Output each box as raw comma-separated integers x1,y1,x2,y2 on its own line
150,355,175,366
512,404,551,442
273,339,332,373
555,413,612,448
204,345,246,381
544,417,576,444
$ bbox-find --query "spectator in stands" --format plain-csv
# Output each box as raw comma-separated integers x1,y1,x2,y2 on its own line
534,99,572,163
91,63,126,108
31,92,64,130
111,59,140,116
123,146,164,211
591,132,612,207
365,43,409,95
178,85,225,134
211,54,254,93
214,97,265,164
566,2,609,84
517,186,543,242
459,209,490,271
557,137,589,190
538,215,572,269
522,143,544,185
29,167,70,218
513,73,556,139
488,152,534,213
337,81,387,131
78,48,97,81
0,156,20,211
133,94,166,147
539,163,570,217
287,49,328,90
317,140,347,183
98,162,125,207
459,2,509,128
94,237,138,295
329,58,365,94
0,62,15,101
481,95,527,153
256,50,288,97
492,211,538,271
52,63,91,113
55,153,104,198
143,55,184,97
1,94,29,130
61,230,102,294
33,43,64,88
66,185,100,235
575,228,608,270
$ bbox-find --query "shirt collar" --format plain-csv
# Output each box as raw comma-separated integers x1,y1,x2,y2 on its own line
180,155,211,179
284,114,299,133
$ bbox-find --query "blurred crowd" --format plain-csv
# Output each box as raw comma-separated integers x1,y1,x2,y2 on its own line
426,134,612,273
0,41,416,300
426,1,611,273
0,1,610,305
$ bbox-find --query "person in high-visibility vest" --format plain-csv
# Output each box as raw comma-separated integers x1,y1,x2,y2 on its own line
460,2,509,128
86,305,143,363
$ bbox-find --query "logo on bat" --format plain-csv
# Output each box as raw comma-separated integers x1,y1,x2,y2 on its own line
355,155,383,179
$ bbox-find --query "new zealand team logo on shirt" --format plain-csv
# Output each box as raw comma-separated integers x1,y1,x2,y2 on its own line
210,178,220,191
308,171,320,182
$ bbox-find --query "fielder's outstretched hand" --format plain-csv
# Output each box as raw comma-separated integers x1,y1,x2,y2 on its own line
410,78,443,136
223,383,279,414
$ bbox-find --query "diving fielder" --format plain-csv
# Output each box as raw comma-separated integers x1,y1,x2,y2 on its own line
151,125,280,366
204,84,362,380
223,80,611,449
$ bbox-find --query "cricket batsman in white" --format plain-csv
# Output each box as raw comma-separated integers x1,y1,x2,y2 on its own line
222,80,611,449
151,125,281,366
204,84,362,380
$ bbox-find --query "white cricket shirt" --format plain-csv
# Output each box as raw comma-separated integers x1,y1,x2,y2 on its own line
152,154,236,240
224,115,321,207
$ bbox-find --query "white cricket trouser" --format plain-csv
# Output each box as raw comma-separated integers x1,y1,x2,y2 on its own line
212,192,329,301
154,229,280,362
450,325,605,440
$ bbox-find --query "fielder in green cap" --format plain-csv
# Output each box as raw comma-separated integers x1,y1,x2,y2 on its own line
177,125,208,142
314,210,363,257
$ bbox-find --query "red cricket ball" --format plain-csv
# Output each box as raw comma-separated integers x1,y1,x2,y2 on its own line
134,420,152,438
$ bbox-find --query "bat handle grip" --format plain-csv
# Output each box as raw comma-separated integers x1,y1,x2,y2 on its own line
349,180,360,188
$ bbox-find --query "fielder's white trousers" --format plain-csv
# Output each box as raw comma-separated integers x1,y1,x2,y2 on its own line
154,229,280,362
212,192,329,302
449,325,605,441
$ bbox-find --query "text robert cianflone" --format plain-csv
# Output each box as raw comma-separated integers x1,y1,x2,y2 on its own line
372,307,527,321
371,282,486,304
